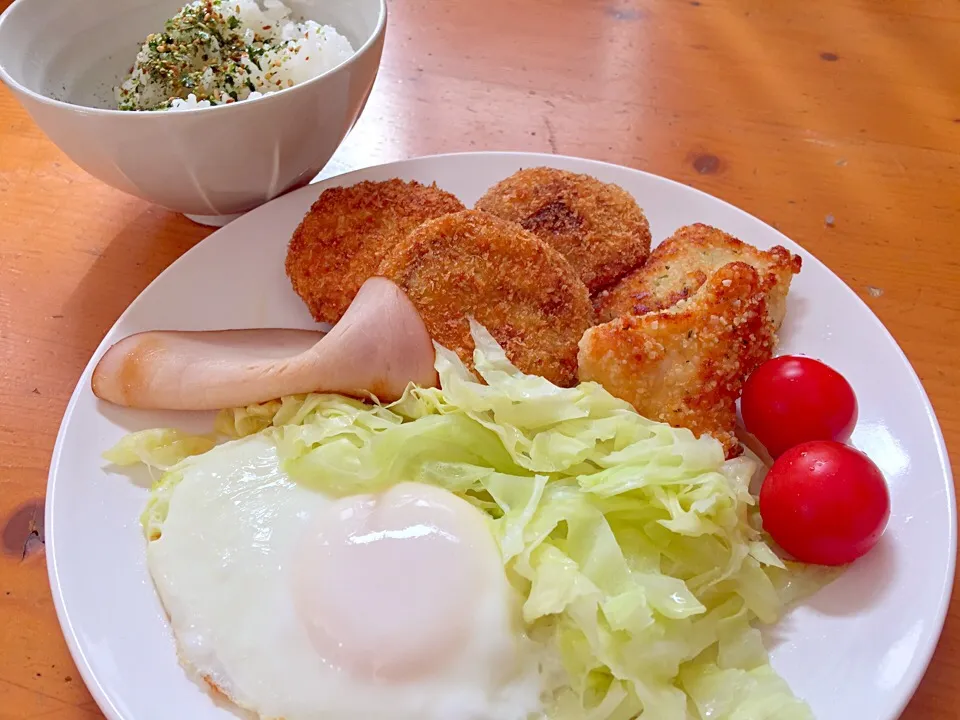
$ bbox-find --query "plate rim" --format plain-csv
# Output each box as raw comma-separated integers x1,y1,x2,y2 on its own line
45,150,958,720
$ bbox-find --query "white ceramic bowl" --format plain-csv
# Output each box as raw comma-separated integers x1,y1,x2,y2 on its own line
0,0,386,224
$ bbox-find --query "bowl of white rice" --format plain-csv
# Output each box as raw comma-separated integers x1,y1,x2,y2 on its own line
0,0,386,223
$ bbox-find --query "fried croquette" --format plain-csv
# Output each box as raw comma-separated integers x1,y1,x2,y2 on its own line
579,261,776,457
285,179,465,324
474,167,651,294
377,210,594,387
593,223,802,326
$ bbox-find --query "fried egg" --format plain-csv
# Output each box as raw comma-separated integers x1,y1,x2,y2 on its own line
147,435,543,720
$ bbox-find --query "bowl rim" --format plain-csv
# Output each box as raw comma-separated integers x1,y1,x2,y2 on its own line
0,0,387,118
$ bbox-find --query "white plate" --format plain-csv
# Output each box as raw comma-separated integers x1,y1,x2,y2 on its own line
48,152,956,720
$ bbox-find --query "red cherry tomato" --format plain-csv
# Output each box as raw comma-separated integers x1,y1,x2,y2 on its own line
741,355,857,457
759,441,890,566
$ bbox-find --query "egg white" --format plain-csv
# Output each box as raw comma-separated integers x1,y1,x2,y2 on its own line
147,435,543,720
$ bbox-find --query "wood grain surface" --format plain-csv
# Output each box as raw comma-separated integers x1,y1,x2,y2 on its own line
1,0,957,717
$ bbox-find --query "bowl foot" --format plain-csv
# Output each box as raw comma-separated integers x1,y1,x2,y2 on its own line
183,211,246,228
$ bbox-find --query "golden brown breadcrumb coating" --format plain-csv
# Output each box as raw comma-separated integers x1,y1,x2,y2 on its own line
593,223,802,326
285,179,465,324
474,167,651,294
579,261,776,457
378,210,594,387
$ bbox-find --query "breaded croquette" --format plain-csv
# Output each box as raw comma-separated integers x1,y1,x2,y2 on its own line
579,261,776,456
285,179,465,324
593,223,802,325
474,167,651,294
378,210,593,387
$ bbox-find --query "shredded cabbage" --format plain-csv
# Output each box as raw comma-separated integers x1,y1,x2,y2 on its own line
103,428,215,469
106,320,834,719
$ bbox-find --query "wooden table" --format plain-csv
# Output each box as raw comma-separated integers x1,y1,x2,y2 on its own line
1,0,957,717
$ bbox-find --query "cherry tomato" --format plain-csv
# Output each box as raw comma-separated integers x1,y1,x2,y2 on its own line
759,441,890,566
741,355,857,457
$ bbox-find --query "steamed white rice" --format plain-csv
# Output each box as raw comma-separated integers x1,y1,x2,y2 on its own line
115,0,355,111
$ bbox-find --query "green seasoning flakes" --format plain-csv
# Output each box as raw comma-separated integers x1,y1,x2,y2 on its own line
114,0,356,112
116,0,263,111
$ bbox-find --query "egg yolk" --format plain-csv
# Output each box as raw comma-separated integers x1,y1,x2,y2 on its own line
292,482,501,682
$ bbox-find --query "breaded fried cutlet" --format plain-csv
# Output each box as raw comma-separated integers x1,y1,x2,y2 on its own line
378,210,594,387
285,179,465,324
593,223,802,325
579,261,776,457
474,167,651,294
